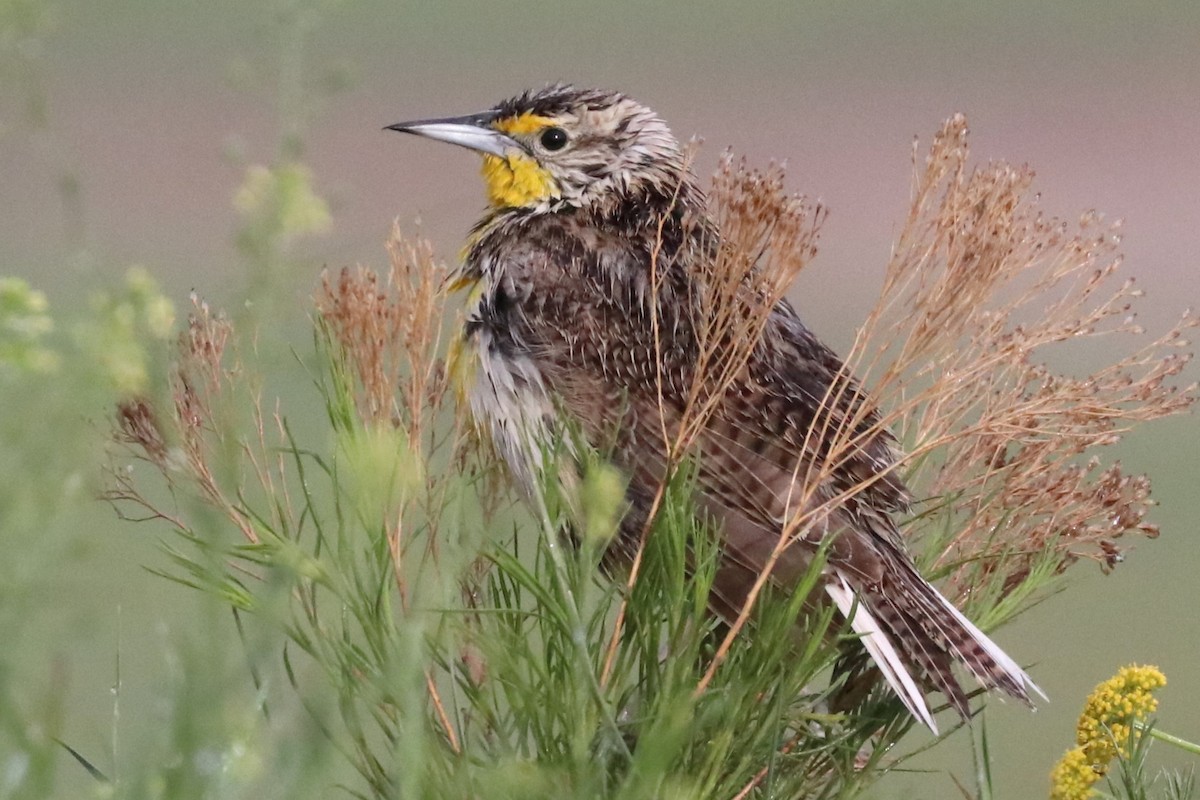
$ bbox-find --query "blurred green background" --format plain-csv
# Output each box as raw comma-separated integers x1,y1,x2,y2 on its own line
2,1,1197,797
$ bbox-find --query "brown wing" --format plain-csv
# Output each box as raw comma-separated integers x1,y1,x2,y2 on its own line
499,210,906,577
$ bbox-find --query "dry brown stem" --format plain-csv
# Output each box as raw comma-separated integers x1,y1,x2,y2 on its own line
685,116,1195,695
847,115,1195,594
110,296,261,543
314,225,457,437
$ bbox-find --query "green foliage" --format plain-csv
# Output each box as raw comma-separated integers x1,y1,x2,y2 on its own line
0,276,57,375
1106,721,1197,800
0,265,176,799
98,297,943,798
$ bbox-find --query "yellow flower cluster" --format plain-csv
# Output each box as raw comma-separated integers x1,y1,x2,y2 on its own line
1048,664,1167,799
1076,664,1166,770
1048,746,1097,800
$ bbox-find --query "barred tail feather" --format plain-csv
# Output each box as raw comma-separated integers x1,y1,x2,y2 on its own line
933,588,1047,703
878,549,1046,708
827,565,1045,732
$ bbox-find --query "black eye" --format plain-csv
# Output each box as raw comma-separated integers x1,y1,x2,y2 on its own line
539,126,568,151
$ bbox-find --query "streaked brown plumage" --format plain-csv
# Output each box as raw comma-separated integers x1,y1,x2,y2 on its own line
388,84,1043,730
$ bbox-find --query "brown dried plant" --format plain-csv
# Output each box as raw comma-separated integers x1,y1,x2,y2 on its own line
315,230,457,438
600,116,1197,798
312,226,482,603
674,152,828,455
849,115,1194,601
110,298,265,544
674,115,1194,689
107,229,465,568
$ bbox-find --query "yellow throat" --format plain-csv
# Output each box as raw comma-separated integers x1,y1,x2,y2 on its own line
481,153,559,209
480,112,560,208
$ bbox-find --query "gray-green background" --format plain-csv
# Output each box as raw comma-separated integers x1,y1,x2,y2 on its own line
3,2,1197,797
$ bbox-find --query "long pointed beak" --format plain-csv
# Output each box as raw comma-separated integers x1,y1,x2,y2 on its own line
385,112,518,157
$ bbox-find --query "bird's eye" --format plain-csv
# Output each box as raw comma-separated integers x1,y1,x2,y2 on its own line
539,126,569,151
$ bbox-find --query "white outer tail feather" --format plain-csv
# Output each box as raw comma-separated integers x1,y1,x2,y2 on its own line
824,571,1046,733
825,574,938,732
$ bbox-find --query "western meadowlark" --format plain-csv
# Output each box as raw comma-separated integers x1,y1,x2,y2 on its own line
387,84,1043,730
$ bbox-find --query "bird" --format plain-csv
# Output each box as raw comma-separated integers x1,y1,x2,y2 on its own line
386,84,1043,731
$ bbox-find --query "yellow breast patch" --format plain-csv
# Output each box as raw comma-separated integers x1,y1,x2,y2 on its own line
480,153,559,209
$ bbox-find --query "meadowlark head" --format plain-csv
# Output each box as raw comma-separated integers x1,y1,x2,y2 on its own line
387,85,686,214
